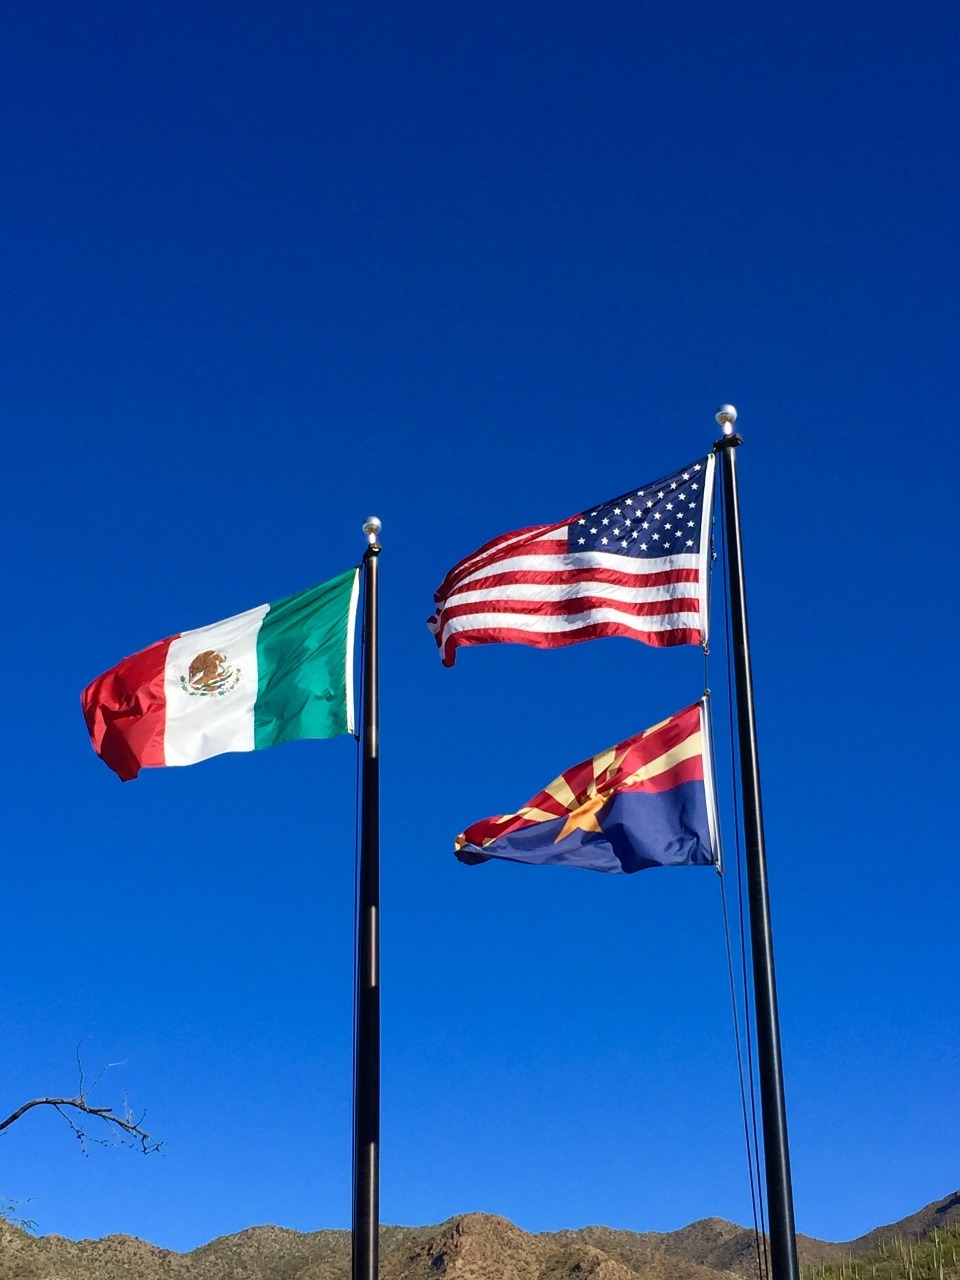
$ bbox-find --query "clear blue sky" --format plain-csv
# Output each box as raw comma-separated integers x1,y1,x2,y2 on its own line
2,0,957,1254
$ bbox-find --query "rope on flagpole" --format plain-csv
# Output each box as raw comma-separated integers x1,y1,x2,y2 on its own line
715,435,770,1280
719,872,769,1280
704,420,767,1279
350,555,366,1257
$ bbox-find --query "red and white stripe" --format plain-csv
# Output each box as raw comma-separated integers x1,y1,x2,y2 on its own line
429,478,714,666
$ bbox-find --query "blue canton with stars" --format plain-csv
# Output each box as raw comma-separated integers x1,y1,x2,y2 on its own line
568,459,709,558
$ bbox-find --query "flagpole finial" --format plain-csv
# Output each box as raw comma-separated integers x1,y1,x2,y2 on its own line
716,404,738,436
362,516,382,549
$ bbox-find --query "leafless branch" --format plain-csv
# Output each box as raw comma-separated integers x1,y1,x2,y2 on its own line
1,1049,161,1156
0,1094,160,1154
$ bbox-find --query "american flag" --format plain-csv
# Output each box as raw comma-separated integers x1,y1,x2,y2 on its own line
428,455,715,666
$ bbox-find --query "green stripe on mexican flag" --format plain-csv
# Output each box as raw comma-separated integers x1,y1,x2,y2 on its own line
82,568,360,781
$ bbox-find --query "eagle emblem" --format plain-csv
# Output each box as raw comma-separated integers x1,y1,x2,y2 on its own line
180,650,241,697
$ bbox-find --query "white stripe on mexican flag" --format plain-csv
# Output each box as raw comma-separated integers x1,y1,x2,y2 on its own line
82,568,360,780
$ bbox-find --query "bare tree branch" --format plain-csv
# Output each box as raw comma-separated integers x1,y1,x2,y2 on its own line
0,1050,161,1155
0,1095,159,1154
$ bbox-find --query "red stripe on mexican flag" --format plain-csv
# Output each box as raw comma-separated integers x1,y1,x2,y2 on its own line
82,569,360,781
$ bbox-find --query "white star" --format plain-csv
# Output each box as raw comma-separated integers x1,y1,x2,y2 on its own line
601,536,609,545
625,518,632,526
686,539,694,548
657,490,665,499
614,507,621,515
652,533,660,541
578,537,586,545
691,482,699,490
670,481,677,489
642,521,649,529
621,539,628,548
687,520,695,527
640,541,648,550
625,497,633,506
590,527,598,534
631,530,639,539
666,502,674,511
602,517,609,525
613,527,620,536
646,499,654,509
654,512,662,521
682,472,690,480
694,463,701,470
578,518,586,525
665,522,672,530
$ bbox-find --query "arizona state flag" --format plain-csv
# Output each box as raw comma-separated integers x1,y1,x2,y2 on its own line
456,700,719,874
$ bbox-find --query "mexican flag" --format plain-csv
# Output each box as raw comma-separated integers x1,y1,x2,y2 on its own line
82,568,360,781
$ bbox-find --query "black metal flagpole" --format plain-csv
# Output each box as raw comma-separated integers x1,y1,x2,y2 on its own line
714,408,800,1280
353,516,382,1280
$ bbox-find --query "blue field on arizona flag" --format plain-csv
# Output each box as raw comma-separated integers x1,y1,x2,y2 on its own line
455,700,719,874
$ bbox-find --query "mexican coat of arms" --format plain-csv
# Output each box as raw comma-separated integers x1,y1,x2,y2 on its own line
180,650,241,697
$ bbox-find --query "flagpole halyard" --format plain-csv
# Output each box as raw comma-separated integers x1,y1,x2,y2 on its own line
698,693,723,875
353,517,381,1280
714,411,799,1280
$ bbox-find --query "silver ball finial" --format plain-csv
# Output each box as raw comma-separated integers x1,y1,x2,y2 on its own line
715,404,738,436
362,515,382,545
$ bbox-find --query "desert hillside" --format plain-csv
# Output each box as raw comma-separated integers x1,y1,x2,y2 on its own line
2,1190,958,1280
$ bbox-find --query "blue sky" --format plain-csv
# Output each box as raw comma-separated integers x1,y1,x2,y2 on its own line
2,0,957,1255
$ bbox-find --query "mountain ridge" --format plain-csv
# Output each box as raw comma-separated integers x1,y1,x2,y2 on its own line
2,1190,958,1280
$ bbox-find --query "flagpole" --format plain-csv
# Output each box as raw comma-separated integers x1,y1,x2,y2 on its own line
714,409,799,1280
353,516,382,1280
